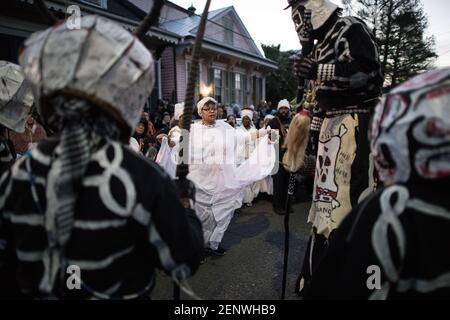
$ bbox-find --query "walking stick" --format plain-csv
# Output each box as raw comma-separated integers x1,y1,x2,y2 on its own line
173,0,212,301
281,173,297,300
280,8,313,301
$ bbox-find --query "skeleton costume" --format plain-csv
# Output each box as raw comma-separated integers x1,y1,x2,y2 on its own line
287,0,384,294
158,97,276,252
0,61,34,174
304,68,450,299
0,16,203,299
0,61,34,299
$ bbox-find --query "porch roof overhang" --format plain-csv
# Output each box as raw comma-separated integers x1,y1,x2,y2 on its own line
3,0,179,44
182,37,278,71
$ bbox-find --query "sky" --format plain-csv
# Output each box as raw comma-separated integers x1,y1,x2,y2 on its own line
169,0,450,67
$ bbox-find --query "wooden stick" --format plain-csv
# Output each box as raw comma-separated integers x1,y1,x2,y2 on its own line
133,0,165,40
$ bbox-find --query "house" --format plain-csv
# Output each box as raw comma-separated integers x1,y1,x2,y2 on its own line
0,0,277,109
130,0,277,106
0,0,178,106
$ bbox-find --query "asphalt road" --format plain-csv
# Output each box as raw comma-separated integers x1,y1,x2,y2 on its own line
152,197,312,300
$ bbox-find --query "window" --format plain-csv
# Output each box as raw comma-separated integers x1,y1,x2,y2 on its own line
214,69,222,103
80,0,107,9
234,73,243,105
243,75,248,105
223,17,234,46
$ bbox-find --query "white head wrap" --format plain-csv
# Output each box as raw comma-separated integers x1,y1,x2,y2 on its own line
197,96,217,115
264,114,275,122
241,109,253,120
174,102,184,121
129,137,140,153
277,99,290,111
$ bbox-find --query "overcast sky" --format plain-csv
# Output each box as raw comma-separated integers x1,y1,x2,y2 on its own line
170,0,450,67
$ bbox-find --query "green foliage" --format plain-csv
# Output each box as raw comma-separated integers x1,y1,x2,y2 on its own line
352,0,438,89
261,44,298,104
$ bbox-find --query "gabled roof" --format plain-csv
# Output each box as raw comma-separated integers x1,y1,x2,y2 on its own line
160,6,263,58
159,8,229,38
208,7,232,20
159,15,200,37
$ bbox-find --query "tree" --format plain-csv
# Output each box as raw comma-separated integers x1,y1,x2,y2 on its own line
261,44,298,104
351,0,437,89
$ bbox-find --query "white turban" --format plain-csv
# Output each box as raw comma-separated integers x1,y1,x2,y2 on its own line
197,96,217,115
174,102,184,121
129,137,140,153
241,109,253,120
277,99,290,110
264,114,275,122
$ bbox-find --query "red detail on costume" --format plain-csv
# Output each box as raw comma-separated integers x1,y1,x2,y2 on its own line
299,110,311,118
398,69,448,91
426,118,450,138
419,163,450,179
315,186,338,199
426,85,450,100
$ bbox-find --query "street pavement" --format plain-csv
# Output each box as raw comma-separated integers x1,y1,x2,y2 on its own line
152,197,312,300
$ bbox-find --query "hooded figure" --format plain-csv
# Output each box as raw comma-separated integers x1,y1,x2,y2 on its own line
0,61,34,173
0,60,34,299
304,68,450,299
0,15,203,299
287,0,384,295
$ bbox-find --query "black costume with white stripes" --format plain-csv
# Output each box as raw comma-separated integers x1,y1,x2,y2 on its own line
313,16,383,109
0,138,203,299
304,181,450,299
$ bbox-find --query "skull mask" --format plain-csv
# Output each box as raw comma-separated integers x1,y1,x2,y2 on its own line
286,0,338,40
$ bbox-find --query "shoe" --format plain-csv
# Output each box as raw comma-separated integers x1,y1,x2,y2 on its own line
213,247,227,256
206,247,227,256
